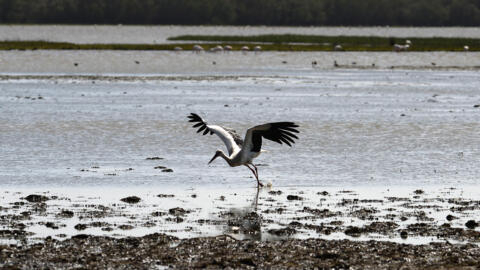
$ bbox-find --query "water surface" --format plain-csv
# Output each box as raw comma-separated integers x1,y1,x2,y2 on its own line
1,68,479,189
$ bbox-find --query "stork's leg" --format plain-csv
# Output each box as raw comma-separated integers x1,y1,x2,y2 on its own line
245,164,263,187
252,164,259,179
252,164,263,187
245,164,257,179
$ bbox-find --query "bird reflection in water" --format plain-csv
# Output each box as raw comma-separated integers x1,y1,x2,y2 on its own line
218,188,262,241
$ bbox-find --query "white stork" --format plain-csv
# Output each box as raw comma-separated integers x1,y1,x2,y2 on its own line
187,113,299,187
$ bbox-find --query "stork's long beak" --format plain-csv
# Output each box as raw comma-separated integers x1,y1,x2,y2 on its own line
208,152,219,164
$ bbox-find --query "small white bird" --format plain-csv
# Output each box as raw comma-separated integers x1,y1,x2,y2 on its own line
188,113,299,187
192,44,204,53
210,45,224,53
393,44,410,52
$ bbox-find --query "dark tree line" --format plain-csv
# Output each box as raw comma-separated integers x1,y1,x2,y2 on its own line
0,0,479,26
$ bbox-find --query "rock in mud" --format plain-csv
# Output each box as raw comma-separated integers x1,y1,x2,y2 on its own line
24,194,49,203
120,196,141,204
364,221,399,233
157,194,174,198
287,195,303,201
118,225,134,230
344,226,364,237
268,227,297,236
45,222,59,229
446,214,456,221
166,216,184,223
169,207,189,216
0,229,33,238
74,224,87,231
152,211,167,217
58,210,74,218
465,220,478,229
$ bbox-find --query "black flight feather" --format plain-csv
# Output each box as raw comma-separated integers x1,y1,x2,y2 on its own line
251,122,300,152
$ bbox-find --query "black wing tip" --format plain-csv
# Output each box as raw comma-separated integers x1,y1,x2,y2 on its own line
187,113,205,123
188,113,210,135
262,122,300,147
273,122,300,135
187,113,202,121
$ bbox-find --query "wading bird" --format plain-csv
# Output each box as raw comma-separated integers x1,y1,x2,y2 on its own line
192,44,204,53
187,113,299,187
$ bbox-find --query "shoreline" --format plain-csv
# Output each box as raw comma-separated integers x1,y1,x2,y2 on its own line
2,185,479,268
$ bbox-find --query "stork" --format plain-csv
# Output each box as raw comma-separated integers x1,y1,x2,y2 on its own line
187,113,299,187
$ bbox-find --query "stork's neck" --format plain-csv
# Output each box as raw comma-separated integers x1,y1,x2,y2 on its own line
219,151,234,167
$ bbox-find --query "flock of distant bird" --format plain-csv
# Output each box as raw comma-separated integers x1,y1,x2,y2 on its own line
173,39,470,53
174,44,263,53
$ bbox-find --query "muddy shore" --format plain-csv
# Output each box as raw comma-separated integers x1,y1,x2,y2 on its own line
1,187,480,269
1,233,480,269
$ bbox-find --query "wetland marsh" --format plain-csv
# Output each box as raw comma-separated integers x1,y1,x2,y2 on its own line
1,25,480,269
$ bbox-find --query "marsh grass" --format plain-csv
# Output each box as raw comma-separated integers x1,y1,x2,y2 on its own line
0,41,180,50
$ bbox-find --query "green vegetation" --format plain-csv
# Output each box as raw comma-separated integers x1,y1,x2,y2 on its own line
0,41,180,51
0,0,479,26
1,36,478,52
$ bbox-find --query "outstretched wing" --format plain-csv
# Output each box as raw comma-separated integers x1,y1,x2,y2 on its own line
187,113,241,155
222,127,244,147
244,122,299,152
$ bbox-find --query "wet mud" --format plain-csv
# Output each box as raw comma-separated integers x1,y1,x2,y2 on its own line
2,233,480,269
1,187,480,268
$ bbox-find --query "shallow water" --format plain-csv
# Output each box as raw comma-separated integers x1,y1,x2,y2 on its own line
1,67,479,189
1,25,480,44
